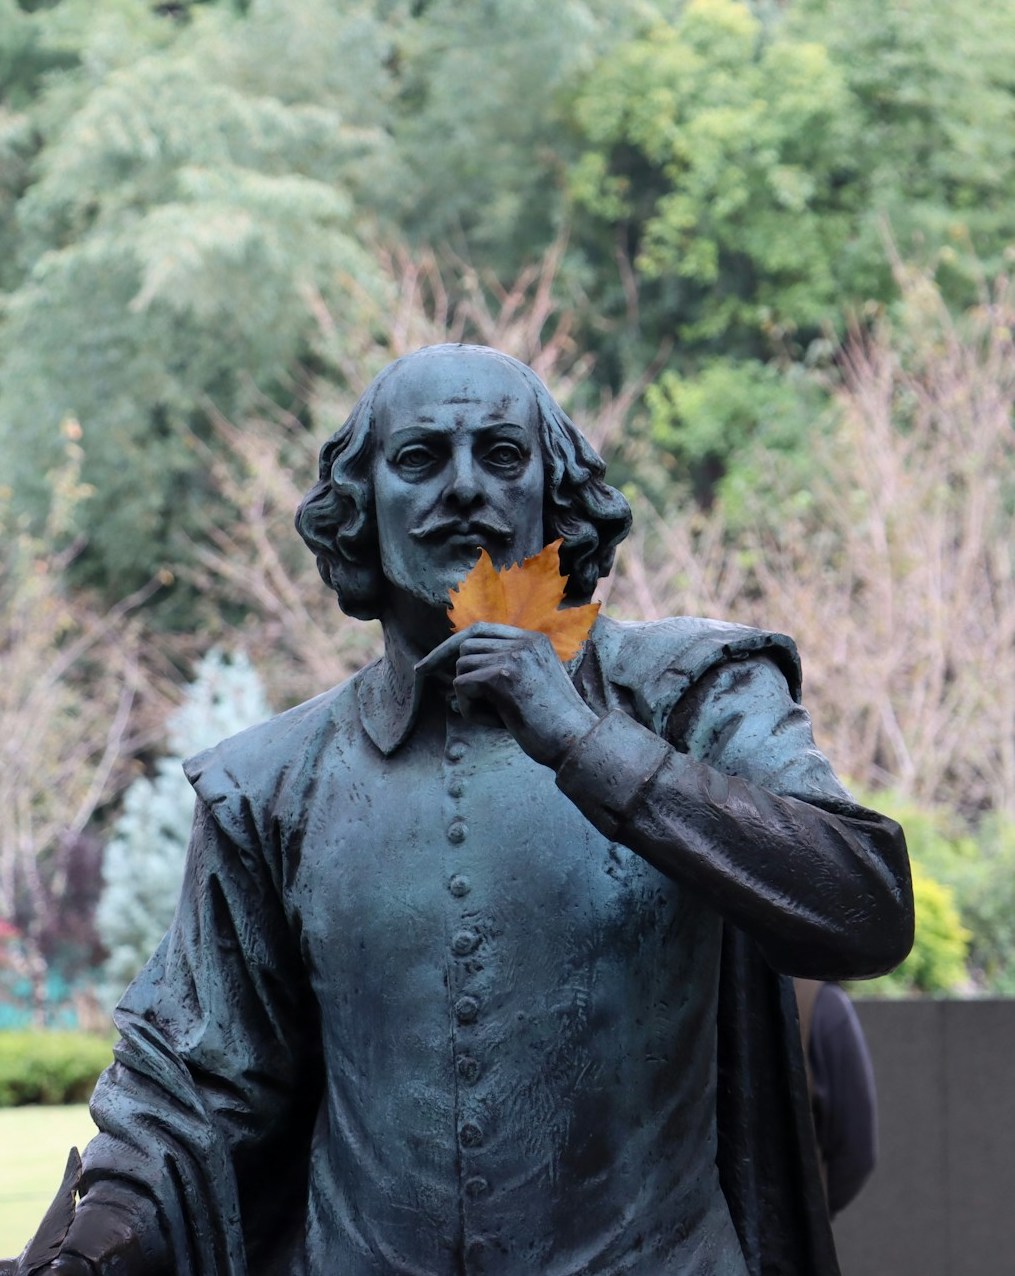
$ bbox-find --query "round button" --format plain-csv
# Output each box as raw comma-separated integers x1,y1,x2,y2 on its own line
459,1121,484,1148
447,778,465,799
455,995,480,1024
447,819,468,844
446,741,466,762
451,928,480,956
448,874,471,898
465,1238,488,1264
456,1054,481,1083
465,1175,490,1198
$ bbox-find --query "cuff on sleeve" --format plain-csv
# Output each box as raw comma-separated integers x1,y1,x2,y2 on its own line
64,1186,169,1275
555,709,671,839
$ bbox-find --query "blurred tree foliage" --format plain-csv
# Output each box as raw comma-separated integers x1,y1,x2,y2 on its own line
0,0,396,611
853,860,970,999
0,431,173,1020
7,0,1015,583
4,0,1015,1002
565,0,1015,504
382,0,630,273
853,792,1015,998
569,0,856,360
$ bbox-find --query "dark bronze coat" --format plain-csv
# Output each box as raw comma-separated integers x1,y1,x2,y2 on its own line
72,615,911,1274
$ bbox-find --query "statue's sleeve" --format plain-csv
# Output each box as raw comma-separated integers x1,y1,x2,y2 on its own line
555,653,913,981
71,794,321,1276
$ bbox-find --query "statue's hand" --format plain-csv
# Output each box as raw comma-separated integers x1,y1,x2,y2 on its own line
420,624,599,768
3,1146,157,1276
2,1149,84,1276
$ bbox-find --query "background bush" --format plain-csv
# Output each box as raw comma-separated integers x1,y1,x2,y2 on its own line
0,1032,112,1107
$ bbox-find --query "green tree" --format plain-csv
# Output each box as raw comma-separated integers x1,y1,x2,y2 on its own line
564,0,1015,502
848,792,1015,997
386,0,633,274
0,0,395,610
0,0,93,291
951,817,1015,996
566,0,859,491
568,0,857,350
0,0,80,112
881,798,1015,996
788,0,1015,306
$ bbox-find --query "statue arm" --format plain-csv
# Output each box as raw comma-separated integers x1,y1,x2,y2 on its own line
555,655,913,980
42,796,321,1276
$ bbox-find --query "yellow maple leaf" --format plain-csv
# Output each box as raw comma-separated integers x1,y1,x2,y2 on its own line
447,538,600,660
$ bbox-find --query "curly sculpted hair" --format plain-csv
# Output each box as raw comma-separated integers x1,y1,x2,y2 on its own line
295,344,633,621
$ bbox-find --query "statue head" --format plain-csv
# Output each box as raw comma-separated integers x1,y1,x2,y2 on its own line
295,344,632,622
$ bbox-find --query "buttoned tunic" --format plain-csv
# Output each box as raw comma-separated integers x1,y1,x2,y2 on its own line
79,615,911,1276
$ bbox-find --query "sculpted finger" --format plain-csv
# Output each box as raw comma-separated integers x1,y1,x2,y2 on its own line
454,622,530,640
451,673,509,729
416,625,531,679
453,654,502,677
414,631,469,680
453,666,517,693
457,639,528,662
464,632,558,659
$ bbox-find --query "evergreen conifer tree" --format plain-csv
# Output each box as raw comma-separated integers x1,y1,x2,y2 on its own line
96,649,270,1005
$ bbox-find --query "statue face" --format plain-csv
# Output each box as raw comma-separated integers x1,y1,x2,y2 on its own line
372,351,545,616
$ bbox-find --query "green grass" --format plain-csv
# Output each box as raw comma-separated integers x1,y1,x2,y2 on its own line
0,1105,96,1259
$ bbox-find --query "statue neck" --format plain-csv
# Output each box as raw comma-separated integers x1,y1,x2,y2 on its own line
380,588,454,666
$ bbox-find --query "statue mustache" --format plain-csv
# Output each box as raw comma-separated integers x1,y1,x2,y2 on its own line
408,515,514,543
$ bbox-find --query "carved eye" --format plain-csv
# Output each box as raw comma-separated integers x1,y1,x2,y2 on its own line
486,442,524,469
394,445,435,471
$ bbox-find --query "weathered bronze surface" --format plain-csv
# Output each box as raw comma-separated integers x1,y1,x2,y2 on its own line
9,345,912,1276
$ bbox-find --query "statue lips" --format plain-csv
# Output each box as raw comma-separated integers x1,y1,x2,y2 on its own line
409,517,514,564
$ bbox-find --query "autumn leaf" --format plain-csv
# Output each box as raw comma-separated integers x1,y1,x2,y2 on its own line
447,539,600,660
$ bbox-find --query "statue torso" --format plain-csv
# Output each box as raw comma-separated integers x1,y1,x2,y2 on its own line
279,686,747,1275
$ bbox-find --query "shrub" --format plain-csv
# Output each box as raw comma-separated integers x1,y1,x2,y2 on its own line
910,810,1015,995
848,789,1015,995
0,1031,113,1107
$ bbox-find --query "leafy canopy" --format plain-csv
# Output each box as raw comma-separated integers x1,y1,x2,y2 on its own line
564,0,1015,502
0,0,396,604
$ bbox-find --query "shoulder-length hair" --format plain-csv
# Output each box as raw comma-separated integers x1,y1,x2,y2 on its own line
295,344,633,620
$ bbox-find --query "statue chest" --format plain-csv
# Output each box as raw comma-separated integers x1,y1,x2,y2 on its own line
287,709,721,1047
272,709,740,1273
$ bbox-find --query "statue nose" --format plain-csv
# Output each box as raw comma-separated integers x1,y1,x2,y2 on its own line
446,454,482,506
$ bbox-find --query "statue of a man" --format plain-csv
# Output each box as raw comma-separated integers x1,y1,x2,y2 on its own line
23,344,912,1275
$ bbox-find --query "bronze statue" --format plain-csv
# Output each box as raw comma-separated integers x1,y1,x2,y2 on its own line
9,344,912,1275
